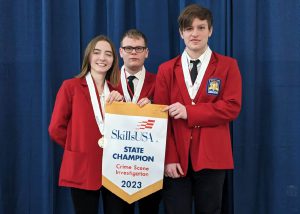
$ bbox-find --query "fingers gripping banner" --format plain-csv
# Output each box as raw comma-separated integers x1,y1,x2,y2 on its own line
102,102,168,204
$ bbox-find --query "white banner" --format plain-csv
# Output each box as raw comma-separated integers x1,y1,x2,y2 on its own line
102,102,168,204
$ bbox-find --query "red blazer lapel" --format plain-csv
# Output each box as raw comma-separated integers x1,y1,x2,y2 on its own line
140,72,151,98
79,77,91,103
140,71,155,99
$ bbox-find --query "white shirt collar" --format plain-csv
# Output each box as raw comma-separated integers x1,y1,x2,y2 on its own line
184,47,210,68
125,67,144,80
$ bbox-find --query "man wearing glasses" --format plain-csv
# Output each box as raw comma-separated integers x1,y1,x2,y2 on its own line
118,29,155,107
102,29,160,214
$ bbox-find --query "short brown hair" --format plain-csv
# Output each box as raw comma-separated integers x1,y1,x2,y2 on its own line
120,29,148,47
76,35,120,86
178,4,213,32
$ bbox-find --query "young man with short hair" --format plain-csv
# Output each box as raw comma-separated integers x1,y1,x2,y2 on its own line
118,29,155,107
102,29,160,214
154,4,242,214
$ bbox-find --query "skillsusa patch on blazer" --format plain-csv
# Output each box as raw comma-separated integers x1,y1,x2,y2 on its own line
207,78,221,95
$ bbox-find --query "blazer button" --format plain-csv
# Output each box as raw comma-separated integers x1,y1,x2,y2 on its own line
190,136,193,140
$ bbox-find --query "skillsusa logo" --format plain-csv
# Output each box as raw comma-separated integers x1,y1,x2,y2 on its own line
136,119,155,130
111,119,157,143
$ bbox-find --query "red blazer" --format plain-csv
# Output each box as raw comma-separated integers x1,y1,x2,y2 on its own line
117,71,156,101
153,52,242,175
49,77,114,190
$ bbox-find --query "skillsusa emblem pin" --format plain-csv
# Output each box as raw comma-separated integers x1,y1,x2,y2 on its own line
207,78,221,95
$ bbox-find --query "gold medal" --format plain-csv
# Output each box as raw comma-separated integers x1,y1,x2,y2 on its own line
98,137,105,148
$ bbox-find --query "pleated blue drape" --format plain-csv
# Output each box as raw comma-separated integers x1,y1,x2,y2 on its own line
1,0,299,213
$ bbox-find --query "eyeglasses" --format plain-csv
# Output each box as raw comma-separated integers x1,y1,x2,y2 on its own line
122,46,147,53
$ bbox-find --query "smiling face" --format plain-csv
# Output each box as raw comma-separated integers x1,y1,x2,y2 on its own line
89,40,114,76
180,18,212,58
120,36,148,74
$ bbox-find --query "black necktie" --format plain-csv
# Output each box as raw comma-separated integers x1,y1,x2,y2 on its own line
127,76,136,98
190,59,200,84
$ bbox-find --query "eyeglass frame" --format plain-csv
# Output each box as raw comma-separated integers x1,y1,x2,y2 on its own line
121,46,147,53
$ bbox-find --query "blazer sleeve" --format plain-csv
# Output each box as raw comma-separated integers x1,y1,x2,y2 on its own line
153,65,179,164
186,59,242,127
48,81,72,148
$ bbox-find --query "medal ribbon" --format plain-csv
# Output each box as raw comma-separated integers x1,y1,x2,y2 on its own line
86,72,110,135
120,65,145,103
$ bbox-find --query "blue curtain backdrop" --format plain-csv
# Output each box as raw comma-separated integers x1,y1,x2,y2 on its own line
0,0,299,213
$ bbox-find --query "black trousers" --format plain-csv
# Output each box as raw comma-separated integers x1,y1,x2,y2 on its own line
71,187,101,214
102,187,161,214
163,169,226,214
138,190,161,214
